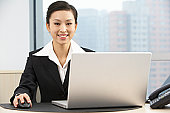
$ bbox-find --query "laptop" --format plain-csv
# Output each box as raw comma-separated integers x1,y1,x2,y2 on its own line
52,52,152,109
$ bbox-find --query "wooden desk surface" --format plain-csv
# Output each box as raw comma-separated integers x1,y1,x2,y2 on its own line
0,104,169,113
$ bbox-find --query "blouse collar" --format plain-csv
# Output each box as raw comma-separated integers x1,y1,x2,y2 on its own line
33,39,85,68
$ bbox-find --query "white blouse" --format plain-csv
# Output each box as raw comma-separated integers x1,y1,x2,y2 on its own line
33,39,85,83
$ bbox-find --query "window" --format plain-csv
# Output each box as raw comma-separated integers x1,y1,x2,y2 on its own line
148,61,170,95
35,0,170,96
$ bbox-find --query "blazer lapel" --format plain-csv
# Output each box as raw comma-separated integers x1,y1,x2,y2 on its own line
36,56,70,96
40,57,64,93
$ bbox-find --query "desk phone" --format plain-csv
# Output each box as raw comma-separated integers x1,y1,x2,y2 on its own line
148,84,170,109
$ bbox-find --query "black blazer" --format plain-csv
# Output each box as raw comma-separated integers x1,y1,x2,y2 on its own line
10,47,94,104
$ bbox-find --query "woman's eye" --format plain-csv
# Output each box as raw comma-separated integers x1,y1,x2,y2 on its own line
66,23,72,25
54,23,60,25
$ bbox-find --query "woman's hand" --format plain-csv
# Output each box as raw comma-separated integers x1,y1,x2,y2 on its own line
13,93,32,108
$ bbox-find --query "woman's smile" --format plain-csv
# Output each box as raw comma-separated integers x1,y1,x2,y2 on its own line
57,34,69,40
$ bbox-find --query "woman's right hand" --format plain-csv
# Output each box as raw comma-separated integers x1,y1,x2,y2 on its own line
13,93,32,108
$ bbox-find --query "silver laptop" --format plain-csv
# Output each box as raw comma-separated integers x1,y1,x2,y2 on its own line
52,52,152,109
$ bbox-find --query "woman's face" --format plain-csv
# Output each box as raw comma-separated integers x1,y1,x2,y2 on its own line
46,10,77,46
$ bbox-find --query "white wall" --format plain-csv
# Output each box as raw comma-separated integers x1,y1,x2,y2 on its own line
0,0,30,70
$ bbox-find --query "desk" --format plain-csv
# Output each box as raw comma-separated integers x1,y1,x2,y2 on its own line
0,104,170,113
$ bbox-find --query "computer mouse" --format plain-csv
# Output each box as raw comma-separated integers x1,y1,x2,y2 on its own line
17,98,31,108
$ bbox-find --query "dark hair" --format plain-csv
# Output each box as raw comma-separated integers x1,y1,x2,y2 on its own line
46,1,78,24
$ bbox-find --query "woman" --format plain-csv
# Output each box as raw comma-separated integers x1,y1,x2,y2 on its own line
10,1,94,108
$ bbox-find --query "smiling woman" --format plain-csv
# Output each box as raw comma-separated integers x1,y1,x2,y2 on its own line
46,11,77,47
10,1,94,108
46,10,78,67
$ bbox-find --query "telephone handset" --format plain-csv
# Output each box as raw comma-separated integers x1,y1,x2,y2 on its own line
148,83,170,109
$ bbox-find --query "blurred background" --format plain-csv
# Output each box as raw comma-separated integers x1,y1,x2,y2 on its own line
0,0,170,98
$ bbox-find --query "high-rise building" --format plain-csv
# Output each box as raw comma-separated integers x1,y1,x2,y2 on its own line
76,9,109,51
108,0,170,95
109,11,128,52
123,0,170,95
